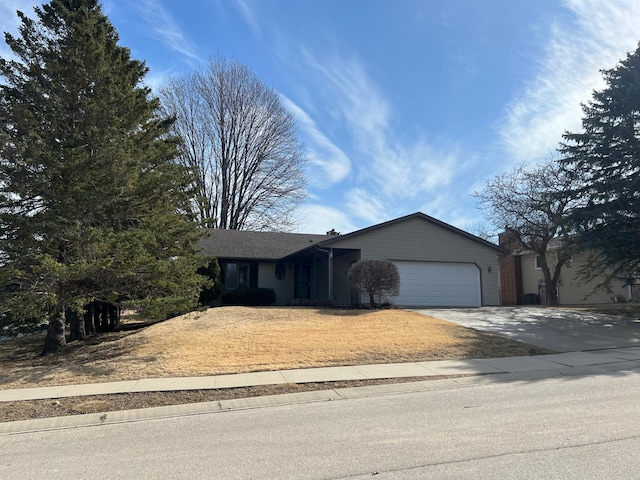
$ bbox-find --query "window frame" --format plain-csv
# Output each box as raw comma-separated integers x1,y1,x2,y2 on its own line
222,261,257,290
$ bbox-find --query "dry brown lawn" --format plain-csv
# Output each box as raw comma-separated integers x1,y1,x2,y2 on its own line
0,306,551,391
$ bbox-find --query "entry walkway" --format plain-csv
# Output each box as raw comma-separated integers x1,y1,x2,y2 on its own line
3,347,640,403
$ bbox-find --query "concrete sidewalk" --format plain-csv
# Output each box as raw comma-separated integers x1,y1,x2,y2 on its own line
3,347,640,403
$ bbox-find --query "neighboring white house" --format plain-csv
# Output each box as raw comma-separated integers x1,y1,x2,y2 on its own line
200,212,505,307
500,236,638,305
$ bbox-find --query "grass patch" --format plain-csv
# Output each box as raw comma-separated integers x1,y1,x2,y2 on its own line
0,307,551,391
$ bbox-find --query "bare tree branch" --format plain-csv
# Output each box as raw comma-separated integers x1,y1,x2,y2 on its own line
473,161,580,305
159,56,307,231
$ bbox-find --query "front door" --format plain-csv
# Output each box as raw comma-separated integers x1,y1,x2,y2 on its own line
350,260,360,305
295,265,311,299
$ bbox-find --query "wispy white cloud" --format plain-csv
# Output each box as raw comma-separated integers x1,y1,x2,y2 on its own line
298,50,463,223
0,0,38,59
232,0,260,36
280,95,351,186
143,67,179,92
368,141,458,200
134,0,203,66
499,0,640,163
297,204,357,235
210,0,261,37
418,194,480,232
344,188,389,225
453,50,480,76
301,50,390,155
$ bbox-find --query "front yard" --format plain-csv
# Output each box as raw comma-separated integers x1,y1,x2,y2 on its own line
0,306,551,390
0,306,558,422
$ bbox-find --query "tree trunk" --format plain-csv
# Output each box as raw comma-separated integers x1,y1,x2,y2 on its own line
108,304,117,328
546,284,559,305
41,310,66,355
99,302,108,331
92,302,100,334
67,309,77,342
369,293,375,308
542,267,559,306
67,309,85,342
84,303,96,336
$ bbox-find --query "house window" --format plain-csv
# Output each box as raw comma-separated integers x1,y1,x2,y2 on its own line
222,262,257,290
535,255,542,270
225,263,238,288
238,264,248,288
275,263,286,280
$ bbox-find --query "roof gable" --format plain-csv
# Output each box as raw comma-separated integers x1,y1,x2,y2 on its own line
317,212,506,253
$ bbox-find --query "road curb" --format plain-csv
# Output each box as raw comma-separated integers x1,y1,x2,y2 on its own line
0,375,498,435
3,353,640,435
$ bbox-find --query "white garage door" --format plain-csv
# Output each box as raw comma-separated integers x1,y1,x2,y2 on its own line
392,261,481,307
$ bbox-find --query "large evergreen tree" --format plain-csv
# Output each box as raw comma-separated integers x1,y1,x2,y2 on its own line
0,0,208,354
559,45,640,283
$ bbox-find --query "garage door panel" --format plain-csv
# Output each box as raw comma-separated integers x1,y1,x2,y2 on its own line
392,261,481,307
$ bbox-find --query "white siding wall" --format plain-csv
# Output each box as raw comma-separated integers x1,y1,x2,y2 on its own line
520,252,630,304
326,217,501,306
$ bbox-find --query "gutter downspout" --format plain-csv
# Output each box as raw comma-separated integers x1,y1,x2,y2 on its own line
316,246,333,304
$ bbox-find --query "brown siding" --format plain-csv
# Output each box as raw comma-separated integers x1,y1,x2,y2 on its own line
498,232,523,305
499,254,522,305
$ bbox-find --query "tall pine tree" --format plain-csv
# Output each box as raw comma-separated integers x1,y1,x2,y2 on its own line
559,45,640,284
0,0,208,354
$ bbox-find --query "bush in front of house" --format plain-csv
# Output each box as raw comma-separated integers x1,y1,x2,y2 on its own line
348,259,400,308
221,288,276,306
197,258,224,306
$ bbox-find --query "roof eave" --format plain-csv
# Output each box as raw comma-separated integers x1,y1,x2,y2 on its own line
317,212,507,254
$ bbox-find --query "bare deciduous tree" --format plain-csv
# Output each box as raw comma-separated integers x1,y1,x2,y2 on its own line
473,162,579,305
160,56,307,231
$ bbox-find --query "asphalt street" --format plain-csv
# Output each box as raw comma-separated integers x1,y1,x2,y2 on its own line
3,370,640,479
415,306,640,352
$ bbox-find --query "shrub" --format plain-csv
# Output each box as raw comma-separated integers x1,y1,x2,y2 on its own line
0,312,45,339
221,288,276,306
348,259,400,308
197,258,223,306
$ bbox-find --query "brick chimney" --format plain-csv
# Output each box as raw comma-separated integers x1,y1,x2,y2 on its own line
498,231,523,306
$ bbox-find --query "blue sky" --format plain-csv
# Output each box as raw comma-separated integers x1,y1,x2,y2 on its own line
2,1,640,235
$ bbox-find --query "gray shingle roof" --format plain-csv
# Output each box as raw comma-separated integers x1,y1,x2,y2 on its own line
199,229,334,260
198,212,505,261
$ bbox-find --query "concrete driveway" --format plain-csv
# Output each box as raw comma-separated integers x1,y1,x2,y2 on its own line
412,306,640,352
